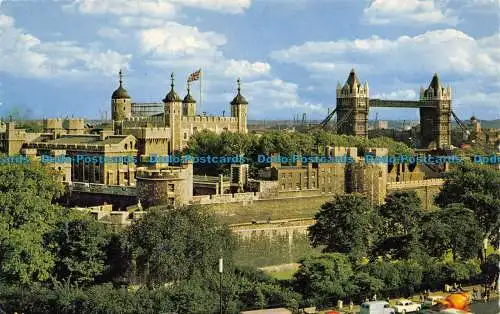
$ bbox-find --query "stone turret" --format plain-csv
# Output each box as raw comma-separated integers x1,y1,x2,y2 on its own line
164,73,183,153
65,118,85,135
111,69,132,122
230,78,248,134
182,82,196,117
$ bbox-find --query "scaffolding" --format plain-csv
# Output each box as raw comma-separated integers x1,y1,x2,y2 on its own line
131,103,164,117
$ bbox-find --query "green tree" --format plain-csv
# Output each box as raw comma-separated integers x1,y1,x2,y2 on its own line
395,260,423,296
420,204,482,261
372,191,425,261
0,164,64,285
293,253,355,307
379,191,422,236
351,272,384,302
309,194,379,262
364,261,402,295
126,205,236,287
45,210,110,286
436,163,500,245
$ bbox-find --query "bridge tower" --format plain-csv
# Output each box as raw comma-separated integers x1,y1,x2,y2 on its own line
336,69,369,137
419,73,452,149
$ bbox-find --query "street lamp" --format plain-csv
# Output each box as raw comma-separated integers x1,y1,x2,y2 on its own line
483,238,488,261
483,238,488,291
219,257,223,314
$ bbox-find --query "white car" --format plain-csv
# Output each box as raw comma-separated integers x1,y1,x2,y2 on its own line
393,299,421,313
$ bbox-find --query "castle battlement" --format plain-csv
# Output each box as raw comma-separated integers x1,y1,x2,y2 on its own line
336,82,369,98
43,118,64,129
136,165,191,180
123,127,170,139
126,116,164,122
182,116,238,123
419,85,452,101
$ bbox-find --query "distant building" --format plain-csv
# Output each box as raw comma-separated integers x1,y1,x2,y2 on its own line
376,120,388,129
25,132,137,186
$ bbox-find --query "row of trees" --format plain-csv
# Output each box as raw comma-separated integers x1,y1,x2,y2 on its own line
296,162,499,307
183,129,412,175
0,164,300,313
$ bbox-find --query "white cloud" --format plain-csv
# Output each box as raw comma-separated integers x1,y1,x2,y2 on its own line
0,14,131,78
63,0,178,18
467,0,500,6
63,0,250,17
138,22,226,59
454,91,500,118
170,0,251,14
242,79,325,118
137,22,271,80
271,29,500,80
117,16,166,28
97,27,125,39
271,29,500,118
223,60,271,78
363,0,458,25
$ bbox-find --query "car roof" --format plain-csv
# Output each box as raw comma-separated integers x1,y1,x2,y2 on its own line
363,301,389,305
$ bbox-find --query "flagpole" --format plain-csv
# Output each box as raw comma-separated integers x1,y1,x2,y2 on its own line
199,68,202,114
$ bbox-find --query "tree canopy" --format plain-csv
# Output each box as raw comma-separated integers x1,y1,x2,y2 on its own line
308,194,380,262
0,164,65,284
126,205,236,287
436,162,500,245
184,129,413,176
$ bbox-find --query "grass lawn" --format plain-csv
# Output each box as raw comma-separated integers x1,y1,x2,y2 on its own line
260,263,300,280
266,268,297,280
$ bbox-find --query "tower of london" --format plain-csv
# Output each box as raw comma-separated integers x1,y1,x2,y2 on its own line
112,71,248,158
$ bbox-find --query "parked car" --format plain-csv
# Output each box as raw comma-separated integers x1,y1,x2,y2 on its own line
359,301,395,314
394,299,421,313
425,295,445,305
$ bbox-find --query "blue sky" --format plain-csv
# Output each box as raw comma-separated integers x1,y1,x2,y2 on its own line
0,0,498,121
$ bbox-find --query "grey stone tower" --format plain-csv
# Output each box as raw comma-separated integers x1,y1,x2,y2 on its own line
419,73,452,149
336,69,369,137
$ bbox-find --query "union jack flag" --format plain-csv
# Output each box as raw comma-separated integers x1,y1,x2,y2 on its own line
187,69,201,82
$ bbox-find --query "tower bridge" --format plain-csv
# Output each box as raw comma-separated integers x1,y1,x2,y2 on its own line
331,70,453,149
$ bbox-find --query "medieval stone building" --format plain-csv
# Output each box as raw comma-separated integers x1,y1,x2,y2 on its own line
111,71,248,158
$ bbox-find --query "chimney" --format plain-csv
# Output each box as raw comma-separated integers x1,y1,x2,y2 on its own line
100,130,113,141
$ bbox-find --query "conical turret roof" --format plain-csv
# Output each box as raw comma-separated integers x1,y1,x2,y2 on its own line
163,73,181,103
112,70,131,99
428,73,441,91
231,78,248,105
345,68,361,88
183,83,196,103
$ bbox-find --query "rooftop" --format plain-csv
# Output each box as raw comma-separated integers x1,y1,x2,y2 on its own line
38,134,132,146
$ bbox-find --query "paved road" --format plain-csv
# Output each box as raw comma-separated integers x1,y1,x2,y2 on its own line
470,299,499,314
